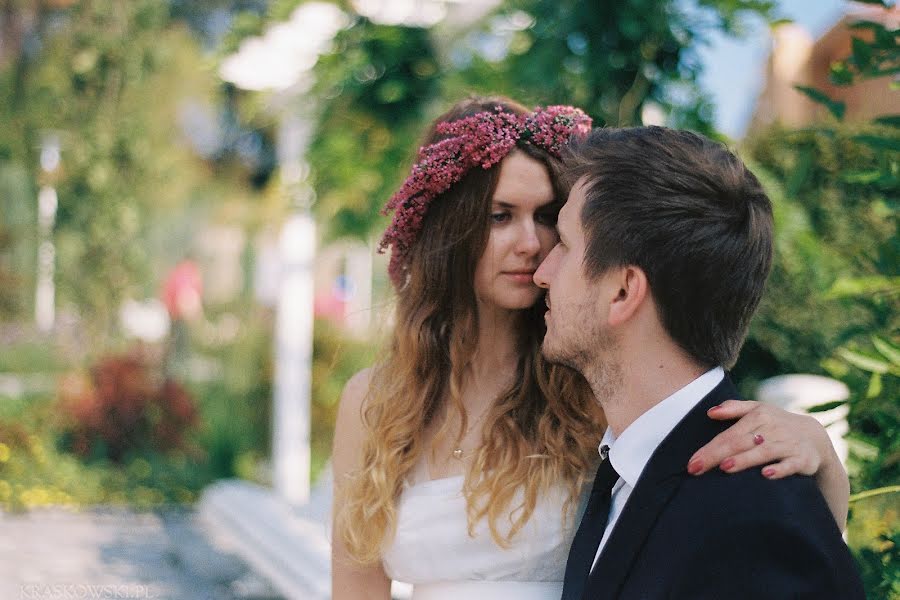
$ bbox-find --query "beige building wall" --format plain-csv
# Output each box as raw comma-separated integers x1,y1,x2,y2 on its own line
749,7,899,133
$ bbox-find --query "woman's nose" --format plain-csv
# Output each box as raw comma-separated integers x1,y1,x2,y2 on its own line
515,220,541,255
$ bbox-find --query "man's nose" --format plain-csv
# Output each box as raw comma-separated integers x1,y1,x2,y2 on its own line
533,248,555,289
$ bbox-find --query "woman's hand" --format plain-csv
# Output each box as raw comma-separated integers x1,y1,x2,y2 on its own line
687,400,849,530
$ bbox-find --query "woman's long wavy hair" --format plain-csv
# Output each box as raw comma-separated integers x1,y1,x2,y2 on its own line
336,96,605,565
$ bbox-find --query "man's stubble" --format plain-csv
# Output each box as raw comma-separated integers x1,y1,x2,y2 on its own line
542,300,623,408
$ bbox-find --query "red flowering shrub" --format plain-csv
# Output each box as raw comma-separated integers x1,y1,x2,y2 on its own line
57,349,197,462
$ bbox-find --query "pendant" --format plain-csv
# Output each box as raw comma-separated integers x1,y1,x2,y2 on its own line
452,448,463,459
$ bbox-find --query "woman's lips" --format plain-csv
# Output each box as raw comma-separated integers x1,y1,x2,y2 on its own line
503,271,536,284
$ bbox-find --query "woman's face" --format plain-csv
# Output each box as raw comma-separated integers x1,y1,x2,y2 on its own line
473,150,559,312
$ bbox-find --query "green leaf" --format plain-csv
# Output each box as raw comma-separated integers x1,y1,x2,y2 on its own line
842,170,883,184
794,85,846,120
852,134,900,152
847,437,880,461
849,486,900,504
872,336,900,366
848,20,888,33
874,26,898,49
806,400,847,413
769,18,795,28
837,347,890,374
869,65,900,78
829,61,854,86
785,146,813,196
876,173,899,190
851,37,873,70
867,371,883,397
874,114,900,128
826,276,900,298
821,357,851,379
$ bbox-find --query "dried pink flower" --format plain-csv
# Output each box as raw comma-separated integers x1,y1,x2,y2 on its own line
379,105,592,286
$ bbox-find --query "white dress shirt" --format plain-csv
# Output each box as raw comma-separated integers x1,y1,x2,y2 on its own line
590,366,725,572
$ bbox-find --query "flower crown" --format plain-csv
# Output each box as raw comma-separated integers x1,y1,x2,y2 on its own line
378,105,592,286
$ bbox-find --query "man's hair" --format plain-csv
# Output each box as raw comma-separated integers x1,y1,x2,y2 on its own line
565,126,774,369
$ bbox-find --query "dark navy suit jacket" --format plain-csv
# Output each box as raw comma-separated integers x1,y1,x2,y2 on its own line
578,376,865,600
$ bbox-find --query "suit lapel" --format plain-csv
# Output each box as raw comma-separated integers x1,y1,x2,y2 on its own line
583,377,742,599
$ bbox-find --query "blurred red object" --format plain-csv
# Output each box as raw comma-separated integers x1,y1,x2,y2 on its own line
58,348,198,462
161,260,203,320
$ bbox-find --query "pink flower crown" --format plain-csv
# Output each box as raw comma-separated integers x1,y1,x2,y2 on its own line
378,105,592,286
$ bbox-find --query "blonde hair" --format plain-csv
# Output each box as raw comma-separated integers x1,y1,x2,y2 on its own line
334,97,605,565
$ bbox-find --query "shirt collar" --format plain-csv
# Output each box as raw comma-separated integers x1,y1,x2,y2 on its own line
599,367,725,488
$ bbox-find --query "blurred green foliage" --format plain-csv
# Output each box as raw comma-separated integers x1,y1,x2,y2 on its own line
0,314,376,509
311,319,379,478
306,0,780,242
0,336,69,373
188,305,275,482
737,122,897,388
744,66,898,498
0,162,35,318
310,17,441,241
849,492,900,599
188,309,376,484
740,5,898,594
456,0,775,130
0,393,207,511
0,0,223,345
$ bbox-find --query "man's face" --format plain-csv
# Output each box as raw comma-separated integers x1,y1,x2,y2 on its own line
534,178,614,371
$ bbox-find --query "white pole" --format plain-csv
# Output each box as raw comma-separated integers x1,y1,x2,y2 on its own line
272,108,316,505
273,210,315,505
35,133,60,333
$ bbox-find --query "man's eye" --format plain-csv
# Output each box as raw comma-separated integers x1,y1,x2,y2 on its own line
536,212,558,226
491,212,510,224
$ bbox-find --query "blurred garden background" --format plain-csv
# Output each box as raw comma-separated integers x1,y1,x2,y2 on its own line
0,0,897,598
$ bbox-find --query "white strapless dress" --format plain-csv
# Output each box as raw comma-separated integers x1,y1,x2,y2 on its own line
382,473,580,600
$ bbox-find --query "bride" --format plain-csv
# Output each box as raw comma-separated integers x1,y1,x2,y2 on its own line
331,96,850,600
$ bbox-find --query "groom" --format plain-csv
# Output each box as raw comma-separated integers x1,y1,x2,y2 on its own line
535,126,864,599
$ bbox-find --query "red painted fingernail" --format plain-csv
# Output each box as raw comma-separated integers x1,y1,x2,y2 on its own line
763,467,776,478
753,433,765,445
688,458,703,475
721,458,736,471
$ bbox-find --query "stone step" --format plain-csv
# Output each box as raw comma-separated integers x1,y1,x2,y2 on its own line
199,474,413,600
199,480,331,600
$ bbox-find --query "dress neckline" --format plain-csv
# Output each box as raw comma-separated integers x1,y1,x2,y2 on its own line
408,473,465,489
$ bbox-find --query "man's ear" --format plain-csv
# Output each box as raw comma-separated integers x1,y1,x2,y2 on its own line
607,266,649,326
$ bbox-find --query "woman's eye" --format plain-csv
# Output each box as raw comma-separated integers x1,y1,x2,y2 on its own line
491,212,510,224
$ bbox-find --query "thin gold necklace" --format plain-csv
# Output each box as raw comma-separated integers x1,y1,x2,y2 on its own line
451,408,491,460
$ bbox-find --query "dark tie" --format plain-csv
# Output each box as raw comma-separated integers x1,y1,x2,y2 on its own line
560,449,620,600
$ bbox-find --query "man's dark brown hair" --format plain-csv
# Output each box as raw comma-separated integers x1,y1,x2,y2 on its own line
565,126,774,369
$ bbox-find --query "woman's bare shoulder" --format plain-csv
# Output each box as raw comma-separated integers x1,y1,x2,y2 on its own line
333,368,375,471
339,368,374,420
